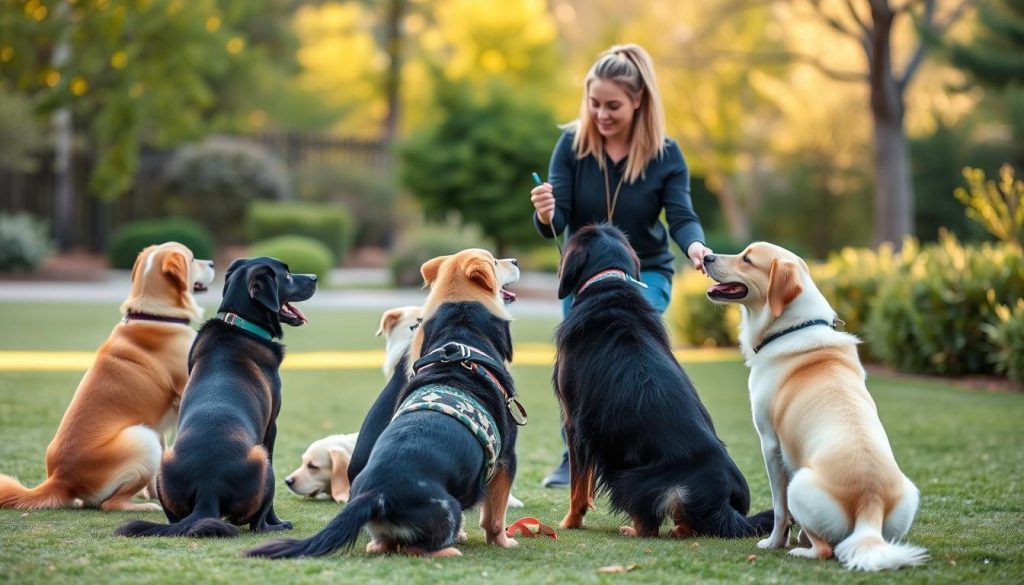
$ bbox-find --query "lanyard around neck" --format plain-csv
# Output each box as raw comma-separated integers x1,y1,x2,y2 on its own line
603,162,625,222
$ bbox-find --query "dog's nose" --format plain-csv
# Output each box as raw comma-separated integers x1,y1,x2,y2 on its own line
510,259,518,266
704,255,716,265
284,476,294,486
208,260,214,268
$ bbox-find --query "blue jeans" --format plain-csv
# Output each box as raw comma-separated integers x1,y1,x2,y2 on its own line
560,270,672,317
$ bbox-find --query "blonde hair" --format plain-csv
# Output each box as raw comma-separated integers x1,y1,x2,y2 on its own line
569,44,666,184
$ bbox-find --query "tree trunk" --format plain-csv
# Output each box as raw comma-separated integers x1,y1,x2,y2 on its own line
52,1,74,252
713,173,752,243
867,0,915,249
381,0,405,146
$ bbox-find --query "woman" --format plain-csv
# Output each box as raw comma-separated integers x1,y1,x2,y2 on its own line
530,44,713,487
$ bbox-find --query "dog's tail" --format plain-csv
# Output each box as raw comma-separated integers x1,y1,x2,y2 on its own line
245,491,378,559
0,474,73,509
704,507,775,538
115,510,239,539
834,498,928,571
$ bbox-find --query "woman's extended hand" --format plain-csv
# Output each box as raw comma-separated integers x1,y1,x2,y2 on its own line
687,242,713,273
531,182,556,225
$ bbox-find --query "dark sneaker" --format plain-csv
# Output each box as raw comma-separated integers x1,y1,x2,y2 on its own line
541,453,570,488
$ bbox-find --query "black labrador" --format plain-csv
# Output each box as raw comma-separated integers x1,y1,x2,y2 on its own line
554,224,772,539
117,257,316,538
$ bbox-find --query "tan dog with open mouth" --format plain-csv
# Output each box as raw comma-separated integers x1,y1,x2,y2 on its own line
704,242,927,571
0,242,214,511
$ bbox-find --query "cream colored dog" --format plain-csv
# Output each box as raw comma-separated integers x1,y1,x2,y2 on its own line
705,242,926,571
284,433,358,503
376,305,421,380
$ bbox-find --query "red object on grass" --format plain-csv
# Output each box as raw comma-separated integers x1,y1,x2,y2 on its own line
506,517,558,540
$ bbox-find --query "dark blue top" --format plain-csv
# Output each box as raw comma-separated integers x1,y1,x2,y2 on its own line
533,131,705,278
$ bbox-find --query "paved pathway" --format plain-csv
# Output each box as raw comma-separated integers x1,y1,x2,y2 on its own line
0,269,564,318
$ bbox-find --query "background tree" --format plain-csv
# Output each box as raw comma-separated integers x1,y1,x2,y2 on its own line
399,76,559,255
780,0,976,248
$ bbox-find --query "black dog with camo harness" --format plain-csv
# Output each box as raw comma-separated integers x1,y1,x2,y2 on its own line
246,301,524,558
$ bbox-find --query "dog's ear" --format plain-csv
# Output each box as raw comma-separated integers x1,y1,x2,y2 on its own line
420,255,449,288
247,265,280,313
767,259,803,318
465,256,497,295
557,246,588,300
328,448,352,503
161,250,189,292
130,246,151,285
376,308,404,337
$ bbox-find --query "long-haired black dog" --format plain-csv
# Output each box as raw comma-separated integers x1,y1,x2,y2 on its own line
346,357,409,484
554,224,771,539
116,257,316,538
247,300,520,558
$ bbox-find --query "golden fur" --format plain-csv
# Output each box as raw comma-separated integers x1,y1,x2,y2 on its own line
0,242,214,511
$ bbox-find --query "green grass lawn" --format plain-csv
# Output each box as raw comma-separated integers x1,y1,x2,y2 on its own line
0,302,1022,584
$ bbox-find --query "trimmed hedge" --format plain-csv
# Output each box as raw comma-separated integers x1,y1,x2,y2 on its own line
246,201,354,263
865,233,1024,377
108,218,214,270
247,236,335,282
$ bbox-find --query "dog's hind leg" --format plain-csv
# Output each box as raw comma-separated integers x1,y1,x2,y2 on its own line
96,425,163,512
247,445,291,533
560,436,594,529
481,466,518,548
619,517,659,538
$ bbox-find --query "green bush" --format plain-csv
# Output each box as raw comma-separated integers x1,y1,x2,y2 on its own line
389,223,495,287
811,242,915,360
295,162,400,248
246,201,353,262
162,136,291,243
248,236,335,282
0,212,50,272
668,270,740,347
983,299,1024,384
523,245,561,274
108,218,214,270
865,232,1024,376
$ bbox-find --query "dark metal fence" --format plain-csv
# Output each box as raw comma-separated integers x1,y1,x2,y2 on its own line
0,133,392,251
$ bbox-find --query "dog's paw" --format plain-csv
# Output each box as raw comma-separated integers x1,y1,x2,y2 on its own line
366,540,398,555
787,547,817,559
487,533,518,548
455,530,469,544
255,521,293,533
619,526,638,537
758,536,786,549
507,494,524,508
559,513,584,530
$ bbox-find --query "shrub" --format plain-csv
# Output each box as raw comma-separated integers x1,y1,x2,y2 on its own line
295,162,400,248
523,245,561,274
865,232,1024,376
983,299,1024,384
161,136,291,243
107,218,214,270
248,236,335,282
955,165,1024,249
246,201,353,262
0,212,50,272
389,223,495,287
668,270,740,347
811,242,914,360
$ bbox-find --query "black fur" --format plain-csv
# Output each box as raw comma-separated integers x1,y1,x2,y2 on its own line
246,301,518,558
116,257,316,538
555,224,772,538
347,353,409,483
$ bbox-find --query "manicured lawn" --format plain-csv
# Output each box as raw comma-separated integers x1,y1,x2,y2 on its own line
0,303,1022,584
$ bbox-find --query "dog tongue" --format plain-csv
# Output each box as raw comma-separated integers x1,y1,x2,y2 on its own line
284,302,307,323
709,283,743,295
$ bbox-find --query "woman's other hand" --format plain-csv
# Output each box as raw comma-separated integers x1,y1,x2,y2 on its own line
531,182,556,225
687,242,713,273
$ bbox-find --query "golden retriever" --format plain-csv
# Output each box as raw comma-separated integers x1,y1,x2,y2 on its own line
0,242,214,511
705,242,927,571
